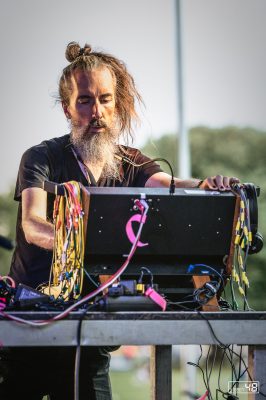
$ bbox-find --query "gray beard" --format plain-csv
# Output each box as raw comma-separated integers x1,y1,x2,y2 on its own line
70,124,121,181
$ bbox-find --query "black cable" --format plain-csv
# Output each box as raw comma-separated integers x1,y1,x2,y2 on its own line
187,343,216,400
187,360,209,396
74,302,97,400
167,301,202,311
230,345,235,389
217,345,227,397
197,310,266,398
205,345,214,400
198,313,239,394
208,345,217,398
118,155,176,194
84,268,100,288
138,266,154,287
225,345,254,395
225,345,238,389
238,346,243,389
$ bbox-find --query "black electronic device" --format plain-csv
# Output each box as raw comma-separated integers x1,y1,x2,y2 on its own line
42,182,262,305
96,295,163,312
14,284,51,308
84,187,236,257
83,187,238,302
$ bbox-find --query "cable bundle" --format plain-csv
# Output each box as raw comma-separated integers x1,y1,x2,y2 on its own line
231,184,252,309
49,181,85,301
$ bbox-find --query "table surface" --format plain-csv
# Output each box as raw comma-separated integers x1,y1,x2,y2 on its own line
1,311,266,346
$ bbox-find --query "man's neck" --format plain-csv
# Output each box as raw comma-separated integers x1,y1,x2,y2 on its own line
71,145,105,183
83,161,105,183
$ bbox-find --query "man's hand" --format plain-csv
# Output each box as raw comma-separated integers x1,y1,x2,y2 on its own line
145,172,240,191
199,175,240,191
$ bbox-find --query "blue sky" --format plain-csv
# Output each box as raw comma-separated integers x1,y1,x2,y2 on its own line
1,0,266,192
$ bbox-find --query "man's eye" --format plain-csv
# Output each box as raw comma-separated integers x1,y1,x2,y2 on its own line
101,98,112,104
78,98,90,104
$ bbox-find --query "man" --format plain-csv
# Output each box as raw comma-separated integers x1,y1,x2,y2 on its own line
2,42,238,399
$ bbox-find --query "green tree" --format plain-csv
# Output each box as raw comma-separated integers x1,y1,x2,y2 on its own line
142,126,266,310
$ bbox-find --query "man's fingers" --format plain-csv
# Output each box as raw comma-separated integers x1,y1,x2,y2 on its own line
223,176,231,190
214,175,225,190
203,175,240,191
229,177,240,185
205,176,218,189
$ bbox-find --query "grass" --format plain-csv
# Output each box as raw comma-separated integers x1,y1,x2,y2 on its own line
41,367,249,400
110,368,249,400
110,346,250,400
41,346,250,400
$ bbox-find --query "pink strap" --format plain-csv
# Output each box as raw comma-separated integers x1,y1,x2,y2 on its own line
145,287,166,311
126,214,148,247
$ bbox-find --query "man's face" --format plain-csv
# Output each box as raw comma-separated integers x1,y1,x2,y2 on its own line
64,67,116,136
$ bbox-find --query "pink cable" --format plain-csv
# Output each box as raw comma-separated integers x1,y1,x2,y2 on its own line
196,390,209,400
0,198,149,327
0,275,16,289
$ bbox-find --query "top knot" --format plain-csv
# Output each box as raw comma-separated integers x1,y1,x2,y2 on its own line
65,41,92,62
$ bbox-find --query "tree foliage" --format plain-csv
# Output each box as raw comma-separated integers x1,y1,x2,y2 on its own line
142,126,266,310
0,188,17,275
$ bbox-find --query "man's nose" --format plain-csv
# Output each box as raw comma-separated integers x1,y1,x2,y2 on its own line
92,101,103,119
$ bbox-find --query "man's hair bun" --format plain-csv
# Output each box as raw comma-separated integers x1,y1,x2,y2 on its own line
65,41,92,62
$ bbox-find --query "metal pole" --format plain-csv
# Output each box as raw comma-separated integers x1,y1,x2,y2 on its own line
175,0,191,178
175,1,196,396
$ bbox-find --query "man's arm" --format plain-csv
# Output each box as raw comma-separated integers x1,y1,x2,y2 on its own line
145,172,239,190
22,187,54,250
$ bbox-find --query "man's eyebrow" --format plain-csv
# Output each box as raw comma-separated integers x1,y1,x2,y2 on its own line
77,93,113,99
77,95,92,100
100,93,113,98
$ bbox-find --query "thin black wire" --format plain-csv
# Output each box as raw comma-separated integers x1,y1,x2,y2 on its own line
84,268,100,288
138,266,154,287
230,345,235,390
205,345,214,400
238,346,243,389
166,299,203,311
197,310,266,398
74,303,97,400
119,155,176,194
225,346,238,391
208,346,217,398
217,346,227,398
187,344,214,400
187,360,209,396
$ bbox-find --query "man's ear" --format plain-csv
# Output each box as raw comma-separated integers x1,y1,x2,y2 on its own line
62,101,71,119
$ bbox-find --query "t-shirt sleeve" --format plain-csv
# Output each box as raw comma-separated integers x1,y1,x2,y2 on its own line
127,148,163,187
14,145,52,201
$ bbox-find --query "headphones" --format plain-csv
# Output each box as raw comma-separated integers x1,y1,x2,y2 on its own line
194,280,221,305
243,183,264,254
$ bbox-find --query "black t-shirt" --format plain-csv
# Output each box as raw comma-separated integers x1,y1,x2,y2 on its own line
9,134,162,288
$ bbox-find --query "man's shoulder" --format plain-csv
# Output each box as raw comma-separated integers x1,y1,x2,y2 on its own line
116,145,143,158
28,134,70,153
21,134,71,162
